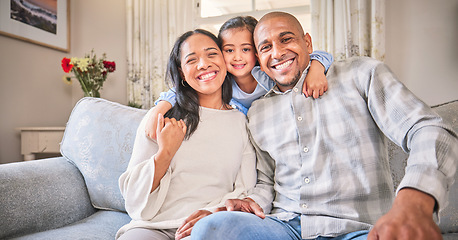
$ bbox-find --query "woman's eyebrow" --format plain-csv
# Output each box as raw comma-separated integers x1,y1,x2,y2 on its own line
184,52,196,59
185,47,218,59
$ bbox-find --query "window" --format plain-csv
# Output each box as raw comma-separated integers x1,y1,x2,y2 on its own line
196,0,311,35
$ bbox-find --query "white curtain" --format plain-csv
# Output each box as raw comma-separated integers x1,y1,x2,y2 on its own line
311,0,385,61
126,0,195,109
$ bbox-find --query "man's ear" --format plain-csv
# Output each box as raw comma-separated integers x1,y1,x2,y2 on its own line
304,33,313,54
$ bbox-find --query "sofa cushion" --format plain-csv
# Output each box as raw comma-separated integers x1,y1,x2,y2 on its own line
60,97,147,212
388,100,458,234
10,210,131,240
0,157,96,239
433,101,458,233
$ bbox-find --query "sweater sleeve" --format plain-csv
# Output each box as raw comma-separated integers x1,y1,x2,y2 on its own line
118,109,172,221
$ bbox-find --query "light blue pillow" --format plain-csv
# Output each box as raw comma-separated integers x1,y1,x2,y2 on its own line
61,97,147,212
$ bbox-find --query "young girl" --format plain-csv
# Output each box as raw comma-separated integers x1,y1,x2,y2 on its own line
145,16,333,139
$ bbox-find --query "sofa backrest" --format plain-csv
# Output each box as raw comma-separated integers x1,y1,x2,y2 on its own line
60,97,147,212
388,100,458,234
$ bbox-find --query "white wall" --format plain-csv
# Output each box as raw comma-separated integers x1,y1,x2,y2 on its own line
0,0,127,163
385,0,458,106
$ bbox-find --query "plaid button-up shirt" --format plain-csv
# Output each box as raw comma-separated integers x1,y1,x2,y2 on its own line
247,57,457,239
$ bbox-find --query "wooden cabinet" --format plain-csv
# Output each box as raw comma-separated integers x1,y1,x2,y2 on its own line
17,127,65,161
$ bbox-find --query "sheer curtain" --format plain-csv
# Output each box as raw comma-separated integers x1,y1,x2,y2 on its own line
126,0,195,109
311,0,385,61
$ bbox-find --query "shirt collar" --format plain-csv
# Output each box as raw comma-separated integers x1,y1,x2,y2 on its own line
265,61,311,97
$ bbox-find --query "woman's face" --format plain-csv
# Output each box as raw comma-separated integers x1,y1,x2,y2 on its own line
220,28,257,80
180,33,227,100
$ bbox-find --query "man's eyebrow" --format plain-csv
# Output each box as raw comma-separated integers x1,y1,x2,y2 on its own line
257,31,296,49
257,39,269,50
279,31,295,38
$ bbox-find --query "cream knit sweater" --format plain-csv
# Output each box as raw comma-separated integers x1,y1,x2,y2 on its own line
116,107,256,239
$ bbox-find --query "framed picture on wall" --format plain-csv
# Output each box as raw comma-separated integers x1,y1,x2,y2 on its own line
0,0,70,52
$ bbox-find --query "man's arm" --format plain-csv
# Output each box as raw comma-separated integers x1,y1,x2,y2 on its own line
362,60,458,239
368,188,441,240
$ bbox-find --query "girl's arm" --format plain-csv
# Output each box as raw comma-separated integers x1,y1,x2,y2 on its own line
151,114,186,192
145,89,176,140
145,101,172,140
305,51,334,98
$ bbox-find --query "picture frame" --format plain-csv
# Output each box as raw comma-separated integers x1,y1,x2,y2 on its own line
0,0,70,52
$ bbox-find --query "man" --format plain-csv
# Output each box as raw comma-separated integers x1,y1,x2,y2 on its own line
191,12,457,240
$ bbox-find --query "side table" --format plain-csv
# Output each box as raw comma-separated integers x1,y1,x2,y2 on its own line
17,127,66,161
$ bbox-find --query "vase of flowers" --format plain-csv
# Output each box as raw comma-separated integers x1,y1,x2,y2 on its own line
61,50,116,97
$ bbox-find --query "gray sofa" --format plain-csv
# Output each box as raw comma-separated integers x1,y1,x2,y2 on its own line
0,97,456,239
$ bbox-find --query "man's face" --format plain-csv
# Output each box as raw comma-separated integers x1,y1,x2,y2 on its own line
254,16,313,92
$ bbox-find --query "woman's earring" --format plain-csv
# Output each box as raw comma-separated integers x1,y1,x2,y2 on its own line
181,79,186,87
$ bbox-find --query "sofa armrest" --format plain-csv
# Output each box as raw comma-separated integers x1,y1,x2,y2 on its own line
0,157,96,239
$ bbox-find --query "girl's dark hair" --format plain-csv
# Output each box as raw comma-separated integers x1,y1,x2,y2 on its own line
218,16,258,42
164,29,232,139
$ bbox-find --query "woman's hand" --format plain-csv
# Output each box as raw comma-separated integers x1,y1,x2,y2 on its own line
175,210,213,240
150,113,187,192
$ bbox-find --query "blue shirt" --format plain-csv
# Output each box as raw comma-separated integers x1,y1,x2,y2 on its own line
246,57,458,239
155,51,334,115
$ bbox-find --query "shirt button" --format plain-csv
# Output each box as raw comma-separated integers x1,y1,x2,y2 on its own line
293,87,299,92
302,204,307,209
304,177,310,184
297,116,303,121
303,147,309,153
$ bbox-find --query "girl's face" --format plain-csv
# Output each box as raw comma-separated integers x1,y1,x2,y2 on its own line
220,28,257,80
180,33,227,99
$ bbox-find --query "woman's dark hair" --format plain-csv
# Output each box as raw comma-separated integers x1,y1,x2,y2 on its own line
164,29,232,139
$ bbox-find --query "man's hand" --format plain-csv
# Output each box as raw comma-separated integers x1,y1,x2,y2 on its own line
368,188,442,240
225,198,265,219
175,210,213,240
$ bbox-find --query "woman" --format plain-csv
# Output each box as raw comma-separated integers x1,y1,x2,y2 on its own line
116,29,256,240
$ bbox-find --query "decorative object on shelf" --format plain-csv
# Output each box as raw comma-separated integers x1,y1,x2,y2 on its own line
61,49,116,97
